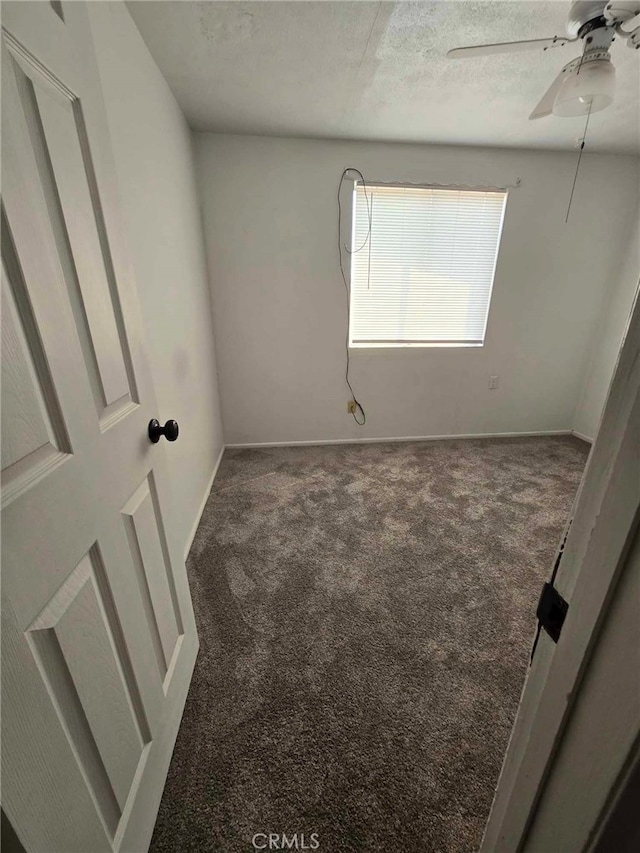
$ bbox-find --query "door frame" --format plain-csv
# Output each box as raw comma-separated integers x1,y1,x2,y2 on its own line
482,276,640,850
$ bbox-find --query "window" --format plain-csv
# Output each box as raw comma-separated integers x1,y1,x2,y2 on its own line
349,183,507,347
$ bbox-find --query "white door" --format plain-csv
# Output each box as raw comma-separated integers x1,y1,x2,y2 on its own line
1,3,199,851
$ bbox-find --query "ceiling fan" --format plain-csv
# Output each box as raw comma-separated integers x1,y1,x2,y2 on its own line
447,1,640,119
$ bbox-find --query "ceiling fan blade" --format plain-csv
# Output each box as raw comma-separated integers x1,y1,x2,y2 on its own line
605,1,640,28
623,11,640,30
447,36,573,59
529,60,579,120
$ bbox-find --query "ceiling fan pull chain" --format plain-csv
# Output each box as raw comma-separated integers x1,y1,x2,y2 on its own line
565,100,593,223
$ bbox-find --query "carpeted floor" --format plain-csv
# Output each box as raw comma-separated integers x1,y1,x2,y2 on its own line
150,436,588,853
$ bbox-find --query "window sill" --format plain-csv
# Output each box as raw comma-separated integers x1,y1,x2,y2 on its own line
349,342,485,349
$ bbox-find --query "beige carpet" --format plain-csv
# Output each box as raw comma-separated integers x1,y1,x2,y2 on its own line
151,436,588,853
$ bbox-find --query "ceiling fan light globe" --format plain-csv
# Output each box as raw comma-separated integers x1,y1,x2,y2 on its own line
552,59,616,116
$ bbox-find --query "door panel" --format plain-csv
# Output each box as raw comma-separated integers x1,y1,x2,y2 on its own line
32,79,133,408
0,257,69,483
29,549,149,813
121,477,183,686
7,32,138,428
3,601,114,853
1,4,198,851
1,207,73,509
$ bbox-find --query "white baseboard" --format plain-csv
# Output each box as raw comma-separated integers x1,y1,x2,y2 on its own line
571,429,594,444
184,443,225,560
225,430,573,450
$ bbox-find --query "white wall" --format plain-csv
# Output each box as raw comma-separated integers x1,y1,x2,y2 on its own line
572,202,640,442
89,3,224,555
195,134,639,446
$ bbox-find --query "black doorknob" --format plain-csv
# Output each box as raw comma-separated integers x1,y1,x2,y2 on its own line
148,419,179,443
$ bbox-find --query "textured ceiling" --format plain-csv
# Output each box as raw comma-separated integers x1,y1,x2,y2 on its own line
127,0,640,154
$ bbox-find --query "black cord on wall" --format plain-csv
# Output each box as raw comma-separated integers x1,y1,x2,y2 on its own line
337,168,372,426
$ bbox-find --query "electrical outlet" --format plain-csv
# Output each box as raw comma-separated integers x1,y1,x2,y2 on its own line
347,400,356,413
489,375,499,390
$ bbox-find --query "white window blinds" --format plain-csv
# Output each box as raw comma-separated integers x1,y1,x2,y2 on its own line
349,184,507,347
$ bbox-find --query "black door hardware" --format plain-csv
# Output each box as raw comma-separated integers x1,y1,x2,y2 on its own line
530,519,572,661
148,419,179,443
536,582,569,644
